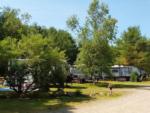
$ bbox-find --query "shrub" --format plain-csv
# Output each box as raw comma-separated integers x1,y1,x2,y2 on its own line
130,72,138,82
75,89,82,96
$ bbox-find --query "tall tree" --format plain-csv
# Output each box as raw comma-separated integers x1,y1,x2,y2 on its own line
67,0,117,77
18,34,68,92
116,26,142,65
49,30,78,64
0,7,30,40
0,37,19,75
116,26,150,73
25,25,78,64
0,34,68,94
34,27,78,65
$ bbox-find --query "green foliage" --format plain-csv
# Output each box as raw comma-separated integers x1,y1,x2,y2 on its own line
27,25,78,64
66,15,79,32
0,7,77,93
116,26,150,73
116,26,142,65
0,7,29,40
49,29,78,64
67,0,117,77
7,60,30,94
76,38,113,76
0,6,77,93
0,38,20,75
18,34,68,92
0,33,69,93
130,72,138,82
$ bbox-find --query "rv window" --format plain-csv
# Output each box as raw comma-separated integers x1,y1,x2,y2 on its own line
112,69,119,73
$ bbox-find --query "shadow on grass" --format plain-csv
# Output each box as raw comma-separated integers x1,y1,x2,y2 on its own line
0,91,93,113
65,85,87,89
48,94,92,113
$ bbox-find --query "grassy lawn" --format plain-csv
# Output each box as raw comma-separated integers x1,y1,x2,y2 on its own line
1,81,150,113
0,83,123,113
0,85,6,88
99,81,150,88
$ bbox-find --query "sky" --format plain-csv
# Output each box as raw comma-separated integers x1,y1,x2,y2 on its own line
0,0,150,37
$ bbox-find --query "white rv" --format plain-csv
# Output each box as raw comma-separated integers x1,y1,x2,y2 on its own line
70,66,86,79
102,65,143,81
70,65,145,81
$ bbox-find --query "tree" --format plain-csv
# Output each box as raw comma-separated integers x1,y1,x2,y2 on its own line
18,34,68,92
76,35,114,77
0,37,19,75
0,38,30,95
116,26,150,73
0,34,69,94
0,7,75,93
49,30,78,64
135,38,150,73
26,25,78,65
67,0,117,77
8,60,30,95
0,7,30,40
0,7,78,64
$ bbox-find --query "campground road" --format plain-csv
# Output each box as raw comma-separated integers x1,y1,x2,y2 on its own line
53,87,150,113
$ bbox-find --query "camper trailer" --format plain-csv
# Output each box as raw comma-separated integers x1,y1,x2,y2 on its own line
69,66,86,82
70,65,145,82
102,65,144,81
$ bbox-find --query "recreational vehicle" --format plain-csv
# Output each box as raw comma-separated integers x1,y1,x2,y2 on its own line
102,65,144,81
70,65,145,81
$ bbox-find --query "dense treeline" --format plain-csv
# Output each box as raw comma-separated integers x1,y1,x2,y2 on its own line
67,0,150,77
0,7,78,94
115,26,150,73
0,0,150,96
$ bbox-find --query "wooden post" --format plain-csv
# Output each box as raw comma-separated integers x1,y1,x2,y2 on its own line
108,83,113,96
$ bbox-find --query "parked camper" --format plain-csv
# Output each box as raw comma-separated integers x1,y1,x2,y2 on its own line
102,65,144,81
70,66,101,83
70,66,87,83
70,65,146,82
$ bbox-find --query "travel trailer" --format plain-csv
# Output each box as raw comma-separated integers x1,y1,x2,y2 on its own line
70,65,145,81
69,66,86,82
102,65,144,81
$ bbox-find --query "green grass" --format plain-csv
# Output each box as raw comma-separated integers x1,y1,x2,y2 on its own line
0,83,123,113
1,81,150,113
99,81,150,88
0,85,5,88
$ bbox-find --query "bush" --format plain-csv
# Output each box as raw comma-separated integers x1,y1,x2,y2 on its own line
130,72,138,82
75,89,82,96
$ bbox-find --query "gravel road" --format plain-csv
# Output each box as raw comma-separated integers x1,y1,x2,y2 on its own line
53,87,150,113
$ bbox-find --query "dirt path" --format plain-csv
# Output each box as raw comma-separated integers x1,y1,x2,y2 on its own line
53,87,150,113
